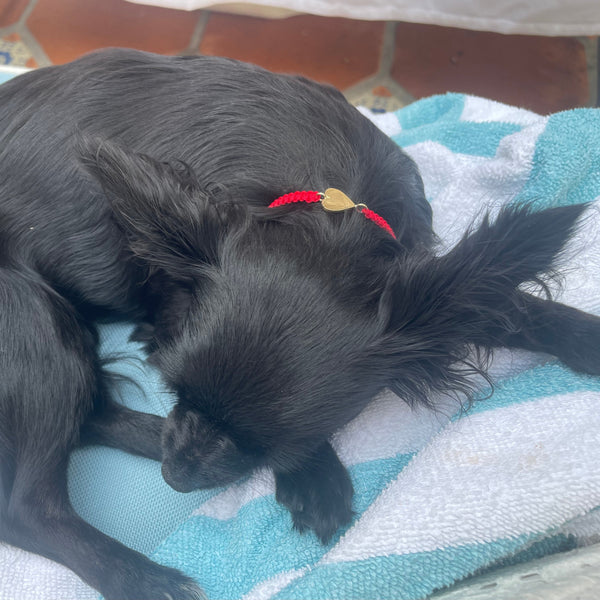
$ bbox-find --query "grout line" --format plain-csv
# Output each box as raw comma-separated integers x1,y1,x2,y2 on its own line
593,37,599,107
184,10,210,54
344,21,397,98
377,21,396,78
381,76,416,105
380,22,415,105
17,0,40,26
578,36,598,107
343,74,381,99
344,21,415,108
19,24,51,66
344,73,414,110
0,24,18,37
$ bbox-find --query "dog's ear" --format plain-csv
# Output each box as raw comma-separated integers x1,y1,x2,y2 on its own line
79,138,245,280
377,203,587,404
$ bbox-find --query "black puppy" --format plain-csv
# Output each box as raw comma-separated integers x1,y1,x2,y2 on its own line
0,48,599,600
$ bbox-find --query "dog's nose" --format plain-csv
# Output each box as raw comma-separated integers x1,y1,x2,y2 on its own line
161,461,198,493
161,459,232,492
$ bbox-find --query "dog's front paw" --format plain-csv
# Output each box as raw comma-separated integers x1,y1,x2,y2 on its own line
558,311,600,376
103,561,205,600
275,442,354,544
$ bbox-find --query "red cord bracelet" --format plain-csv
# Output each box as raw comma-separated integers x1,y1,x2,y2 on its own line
268,188,396,239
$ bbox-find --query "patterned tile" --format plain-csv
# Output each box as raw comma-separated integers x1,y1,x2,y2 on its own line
0,33,37,68
348,85,408,112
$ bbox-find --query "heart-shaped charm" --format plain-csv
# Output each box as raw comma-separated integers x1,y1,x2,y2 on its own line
321,188,356,212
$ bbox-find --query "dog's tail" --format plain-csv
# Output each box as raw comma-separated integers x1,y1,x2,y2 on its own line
378,202,588,404
443,202,586,292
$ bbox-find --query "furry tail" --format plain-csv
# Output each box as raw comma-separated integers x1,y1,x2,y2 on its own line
444,202,588,289
431,202,588,337
380,202,588,405
388,202,588,332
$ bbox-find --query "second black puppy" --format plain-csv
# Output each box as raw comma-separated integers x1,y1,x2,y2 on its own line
0,48,599,600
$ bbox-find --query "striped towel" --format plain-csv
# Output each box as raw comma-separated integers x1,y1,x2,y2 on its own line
2,93,600,600
149,94,600,600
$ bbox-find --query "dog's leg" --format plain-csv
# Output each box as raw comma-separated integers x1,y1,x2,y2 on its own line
4,453,202,600
0,269,202,600
492,291,600,375
275,441,354,544
80,401,164,461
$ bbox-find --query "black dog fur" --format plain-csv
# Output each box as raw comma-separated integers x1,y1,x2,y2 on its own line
0,48,599,600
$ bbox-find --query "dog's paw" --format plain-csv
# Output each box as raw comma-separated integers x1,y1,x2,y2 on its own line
275,464,354,544
145,576,206,600
558,311,600,376
103,562,205,600
275,443,354,544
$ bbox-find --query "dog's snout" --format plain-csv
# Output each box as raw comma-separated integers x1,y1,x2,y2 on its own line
160,409,254,492
161,454,244,492
160,459,223,492
161,461,198,493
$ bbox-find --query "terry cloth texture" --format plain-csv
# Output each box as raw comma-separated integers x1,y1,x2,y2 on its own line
1,90,600,600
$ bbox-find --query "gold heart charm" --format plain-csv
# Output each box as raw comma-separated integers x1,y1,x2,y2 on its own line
321,188,356,212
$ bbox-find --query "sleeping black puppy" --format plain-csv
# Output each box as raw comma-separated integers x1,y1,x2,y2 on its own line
0,48,599,600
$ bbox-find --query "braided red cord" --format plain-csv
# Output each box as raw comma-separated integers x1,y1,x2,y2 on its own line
360,207,397,239
268,190,322,207
269,190,396,239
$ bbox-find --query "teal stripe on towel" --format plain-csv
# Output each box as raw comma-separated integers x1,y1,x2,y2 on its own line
69,323,218,555
152,453,414,600
392,93,520,157
394,93,466,130
460,361,600,419
273,533,559,600
515,108,600,209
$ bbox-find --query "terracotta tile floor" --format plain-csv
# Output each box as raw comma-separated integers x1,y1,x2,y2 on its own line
0,0,597,114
